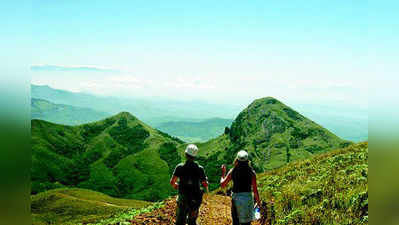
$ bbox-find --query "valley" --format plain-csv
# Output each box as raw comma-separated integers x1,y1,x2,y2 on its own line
31,96,367,225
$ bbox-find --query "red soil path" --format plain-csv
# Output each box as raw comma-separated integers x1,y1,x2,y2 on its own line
131,194,263,225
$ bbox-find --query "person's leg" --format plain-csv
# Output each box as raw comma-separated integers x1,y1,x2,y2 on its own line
175,196,188,225
232,199,240,225
187,207,199,225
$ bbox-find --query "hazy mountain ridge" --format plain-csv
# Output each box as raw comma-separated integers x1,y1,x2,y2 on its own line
31,98,110,125
31,84,368,142
31,84,241,123
156,118,233,142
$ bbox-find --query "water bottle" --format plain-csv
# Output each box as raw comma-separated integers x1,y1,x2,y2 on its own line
254,206,261,220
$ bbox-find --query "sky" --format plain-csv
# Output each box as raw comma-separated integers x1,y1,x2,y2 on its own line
3,1,398,109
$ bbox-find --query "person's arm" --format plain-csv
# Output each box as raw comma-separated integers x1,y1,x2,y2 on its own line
170,175,179,190
201,179,209,192
252,173,261,206
220,165,233,188
198,166,209,192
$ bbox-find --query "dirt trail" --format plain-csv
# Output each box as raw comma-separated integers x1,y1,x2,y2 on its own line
132,194,263,225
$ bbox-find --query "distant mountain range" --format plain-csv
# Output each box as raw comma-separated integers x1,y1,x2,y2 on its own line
156,118,233,142
31,96,233,142
30,84,368,142
31,84,241,124
31,98,110,125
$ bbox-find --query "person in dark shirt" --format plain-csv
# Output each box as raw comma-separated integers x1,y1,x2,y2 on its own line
170,144,208,225
220,150,261,225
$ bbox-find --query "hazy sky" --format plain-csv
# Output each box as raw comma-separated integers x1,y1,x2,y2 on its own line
21,1,397,107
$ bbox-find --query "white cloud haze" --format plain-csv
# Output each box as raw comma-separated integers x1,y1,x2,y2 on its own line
31,64,118,73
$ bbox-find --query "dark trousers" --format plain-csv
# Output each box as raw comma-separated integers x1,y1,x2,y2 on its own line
232,200,251,225
175,194,201,225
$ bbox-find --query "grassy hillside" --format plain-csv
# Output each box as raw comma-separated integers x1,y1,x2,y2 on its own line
255,142,368,224
156,118,233,142
31,98,110,125
106,142,368,225
31,188,151,225
181,97,351,190
31,112,184,201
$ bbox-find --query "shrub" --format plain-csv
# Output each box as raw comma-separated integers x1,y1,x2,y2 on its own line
158,142,181,174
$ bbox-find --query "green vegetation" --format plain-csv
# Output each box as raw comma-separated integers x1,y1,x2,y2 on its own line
31,98,110,125
85,201,165,225
108,117,149,154
31,112,183,201
179,97,350,191
156,118,233,142
159,142,181,174
256,142,368,225
31,96,367,225
31,188,151,225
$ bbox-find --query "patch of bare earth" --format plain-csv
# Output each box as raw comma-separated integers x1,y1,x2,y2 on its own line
131,194,262,225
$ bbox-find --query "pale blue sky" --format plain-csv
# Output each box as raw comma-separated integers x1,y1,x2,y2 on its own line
4,1,396,108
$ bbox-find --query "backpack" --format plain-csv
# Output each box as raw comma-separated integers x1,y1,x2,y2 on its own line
178,161,204,208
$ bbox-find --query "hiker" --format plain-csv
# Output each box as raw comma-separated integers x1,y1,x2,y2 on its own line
170,144,209,225
220,150,261,225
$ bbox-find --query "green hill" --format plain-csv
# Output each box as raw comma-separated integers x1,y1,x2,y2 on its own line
156,118,233,142
255,142,368,224
31,98,110,125
31,112,184,201
182,97,351,190
31,188,151,225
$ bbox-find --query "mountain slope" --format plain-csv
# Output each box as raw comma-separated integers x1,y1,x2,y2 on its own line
130,142,367,225
156,118,233,142
255,141,368,224
31,188,150,225
31,98,110,125
31,112,184,201
182,97,351,190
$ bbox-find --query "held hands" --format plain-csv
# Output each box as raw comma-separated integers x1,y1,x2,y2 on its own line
254,199,261,208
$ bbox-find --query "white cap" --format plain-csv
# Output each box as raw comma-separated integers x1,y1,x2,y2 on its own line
237,150,249,161
185,144,199,157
